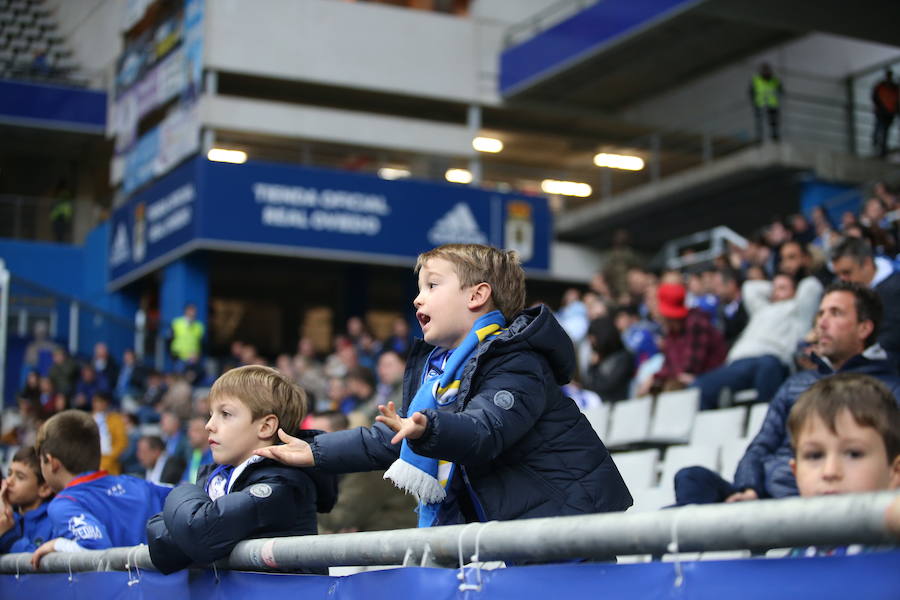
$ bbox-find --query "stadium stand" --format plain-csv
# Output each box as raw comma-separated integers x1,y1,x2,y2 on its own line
0,2,899,592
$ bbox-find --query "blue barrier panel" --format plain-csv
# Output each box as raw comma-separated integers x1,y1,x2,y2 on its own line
0,570,189,600
500,0,696,96
188,570,339,599
0,79,106,132
2,551,898,599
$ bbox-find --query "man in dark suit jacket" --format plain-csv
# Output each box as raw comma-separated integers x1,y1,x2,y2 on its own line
714,267,749,347
114,348,148,402
138,435,186,486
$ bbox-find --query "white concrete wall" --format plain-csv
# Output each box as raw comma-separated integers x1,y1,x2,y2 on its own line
205,0,561,106
619,33,900,152
206,0,481,103
44,0,568,104
470,0,561,25
550,241,602,283
200,95,472,156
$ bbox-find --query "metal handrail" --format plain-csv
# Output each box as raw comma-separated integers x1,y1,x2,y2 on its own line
8,273,135,331
2,490,897,574
657,226,748,271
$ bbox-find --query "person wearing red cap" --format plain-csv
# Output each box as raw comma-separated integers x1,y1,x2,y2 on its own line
637,283,726,395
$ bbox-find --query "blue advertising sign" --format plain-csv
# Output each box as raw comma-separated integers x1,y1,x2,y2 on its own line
108,158,201,288
108,158,551,289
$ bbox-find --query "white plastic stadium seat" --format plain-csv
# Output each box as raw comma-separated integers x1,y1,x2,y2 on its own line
719,437,753,480
647,388,700,444
658,444,719,492
582,404,610,439
689,405,746,446
746,402,769,439
606,396,652,448
733,388,759,404
611,449,660,491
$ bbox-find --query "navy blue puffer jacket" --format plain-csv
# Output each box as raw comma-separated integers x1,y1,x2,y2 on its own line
313,305,632,523
147,431,337,574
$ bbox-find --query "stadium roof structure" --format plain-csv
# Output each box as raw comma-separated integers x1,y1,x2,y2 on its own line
501,0,900,109
498,0,900,251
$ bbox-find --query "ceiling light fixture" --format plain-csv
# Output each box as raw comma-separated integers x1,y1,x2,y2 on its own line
445,168,473,184
207,148,248,164
593,153,644,171
472,137,503,153
541,179,592,197
378,167,411,180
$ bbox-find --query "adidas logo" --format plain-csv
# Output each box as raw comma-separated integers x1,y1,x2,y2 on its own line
110,223,130,267
427,203,487,246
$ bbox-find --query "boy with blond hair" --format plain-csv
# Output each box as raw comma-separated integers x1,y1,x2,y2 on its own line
147,365,337,574
0,447,53,553
260,244,631,526
30,410,171,567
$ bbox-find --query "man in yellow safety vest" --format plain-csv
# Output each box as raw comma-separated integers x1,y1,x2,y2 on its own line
170,303,205,375
749,63,782,142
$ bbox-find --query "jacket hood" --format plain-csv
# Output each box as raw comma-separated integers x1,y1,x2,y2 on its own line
497,304,577,384
812,344,900,377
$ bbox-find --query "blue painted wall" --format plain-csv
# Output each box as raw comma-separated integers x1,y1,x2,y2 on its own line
0,237,84,293
799,179,861,229
1,228,137,405
0,79,106,131
159,253,209,370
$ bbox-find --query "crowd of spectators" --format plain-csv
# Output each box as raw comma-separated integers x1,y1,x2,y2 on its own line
1,313,418,534
2,179,899,534
555,181,900,411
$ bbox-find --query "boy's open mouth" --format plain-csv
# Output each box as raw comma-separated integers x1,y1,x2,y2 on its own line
417,312,430,329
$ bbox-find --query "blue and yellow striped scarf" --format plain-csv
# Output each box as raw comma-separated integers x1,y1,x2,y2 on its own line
384,310,506,527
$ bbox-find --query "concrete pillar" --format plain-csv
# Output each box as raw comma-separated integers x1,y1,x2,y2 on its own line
467,105,482,185
160,253,209,366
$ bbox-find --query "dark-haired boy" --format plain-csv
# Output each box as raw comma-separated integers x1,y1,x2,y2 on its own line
789,373,900,497
30,410,171,567
0,447,53,553
786,373,900,556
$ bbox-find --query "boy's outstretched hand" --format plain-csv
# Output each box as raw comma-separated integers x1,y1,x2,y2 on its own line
254,429,315,467
376,401,428,445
